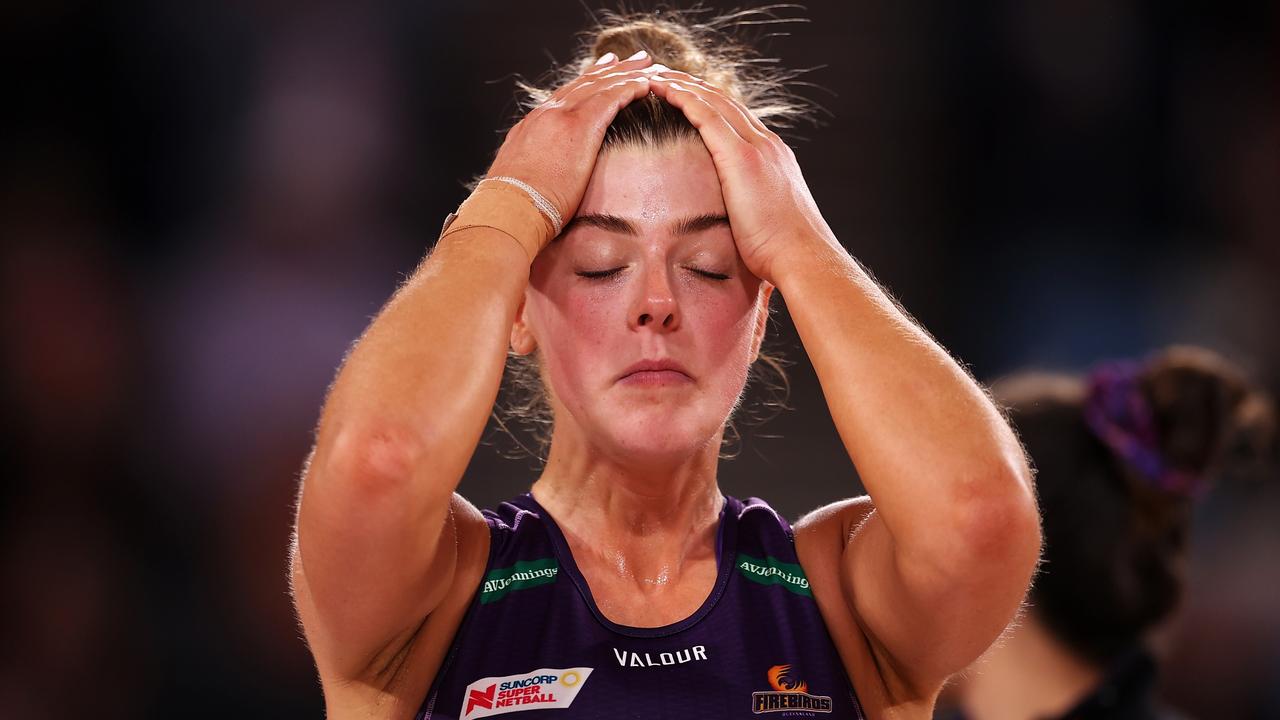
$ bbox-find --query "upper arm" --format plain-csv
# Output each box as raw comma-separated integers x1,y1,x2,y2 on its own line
291,437,491,682
797,488,1040,703
851,491,1039,697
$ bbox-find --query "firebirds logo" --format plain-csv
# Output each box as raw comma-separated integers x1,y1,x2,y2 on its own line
750,664,833,714
462,667,593,718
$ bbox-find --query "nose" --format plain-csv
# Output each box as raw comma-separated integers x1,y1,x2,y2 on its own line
629,263,681,332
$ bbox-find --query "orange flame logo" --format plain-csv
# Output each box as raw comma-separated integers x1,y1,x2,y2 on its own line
766,664,808,694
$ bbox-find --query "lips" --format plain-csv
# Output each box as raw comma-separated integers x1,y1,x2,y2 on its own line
617,358,692,382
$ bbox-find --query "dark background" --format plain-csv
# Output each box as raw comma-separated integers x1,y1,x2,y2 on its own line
2,2,1277,718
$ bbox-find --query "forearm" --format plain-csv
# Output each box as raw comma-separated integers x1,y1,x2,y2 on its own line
775,235,1036,562
310,229,530,494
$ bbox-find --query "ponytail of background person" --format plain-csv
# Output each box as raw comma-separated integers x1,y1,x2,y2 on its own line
993,345,1275,665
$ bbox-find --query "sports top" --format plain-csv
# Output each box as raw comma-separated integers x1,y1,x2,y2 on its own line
416,491,867,719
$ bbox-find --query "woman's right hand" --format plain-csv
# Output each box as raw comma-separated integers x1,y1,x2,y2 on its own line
485,50,658,252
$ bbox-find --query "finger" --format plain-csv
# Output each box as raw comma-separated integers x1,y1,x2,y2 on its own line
550,50,655,102
556,66,659,108
548,67,646,107
652,70,771,141
585,49,653,77
665,70,771,136
577,75,655,121
648,78,752,156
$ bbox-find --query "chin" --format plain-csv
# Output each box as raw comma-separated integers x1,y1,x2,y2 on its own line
599,408,722,462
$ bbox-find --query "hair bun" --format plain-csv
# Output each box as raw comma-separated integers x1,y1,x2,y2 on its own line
990,347,1274,664
593,20,708,76
518,7,811,128
1141,345,1275,484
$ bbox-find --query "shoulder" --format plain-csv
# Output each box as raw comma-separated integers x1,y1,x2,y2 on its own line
793,495,877,554
790,495,876,608
791,496,914,713
451,492,491,570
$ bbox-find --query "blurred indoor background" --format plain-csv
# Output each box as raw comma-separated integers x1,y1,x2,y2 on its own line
1,2,1276,718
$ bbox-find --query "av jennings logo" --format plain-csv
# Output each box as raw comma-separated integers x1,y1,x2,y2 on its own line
736,553,813,598
751,665,832,714
462,667,593,718
480,557,559,604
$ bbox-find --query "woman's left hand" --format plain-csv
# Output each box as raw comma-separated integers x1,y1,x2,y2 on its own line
648,71,837,285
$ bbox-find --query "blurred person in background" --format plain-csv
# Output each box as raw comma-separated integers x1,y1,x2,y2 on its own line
290,8,1040,720
942,345,1275,720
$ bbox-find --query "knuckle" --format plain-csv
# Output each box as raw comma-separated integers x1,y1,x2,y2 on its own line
737,145,766,168
557,106,586,127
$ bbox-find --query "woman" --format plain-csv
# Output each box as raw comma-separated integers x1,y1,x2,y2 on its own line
290,12,1041,719
947,346,1274,720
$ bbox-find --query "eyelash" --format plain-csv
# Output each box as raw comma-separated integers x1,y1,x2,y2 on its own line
575,267,730,281
576,267,625,280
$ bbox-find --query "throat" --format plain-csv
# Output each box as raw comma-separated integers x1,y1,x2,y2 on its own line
590,560,719,627
570,527,723,628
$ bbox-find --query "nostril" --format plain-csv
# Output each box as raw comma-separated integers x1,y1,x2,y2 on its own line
662,314,673,327
638,313,652,326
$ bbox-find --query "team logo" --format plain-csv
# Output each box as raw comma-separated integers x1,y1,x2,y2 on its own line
480,557,559,604
736,553,813,598
462,667,593,718
750,664,832,714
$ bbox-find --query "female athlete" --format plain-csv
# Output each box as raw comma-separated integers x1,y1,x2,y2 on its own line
291,12,1042,719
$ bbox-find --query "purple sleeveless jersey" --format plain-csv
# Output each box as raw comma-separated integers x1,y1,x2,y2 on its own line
416,492,867,719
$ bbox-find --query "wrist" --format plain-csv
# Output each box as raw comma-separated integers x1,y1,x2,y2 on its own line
441,182,556,261
768,229,852,291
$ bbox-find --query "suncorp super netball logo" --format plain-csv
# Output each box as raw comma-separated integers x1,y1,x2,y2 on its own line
462,667,593,718
751,664,832,714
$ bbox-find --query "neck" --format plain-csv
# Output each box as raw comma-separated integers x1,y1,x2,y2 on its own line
529,425,725,586
958,616,1104,720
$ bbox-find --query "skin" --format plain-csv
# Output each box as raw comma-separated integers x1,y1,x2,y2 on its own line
291,50,1042,719
518,140,770,626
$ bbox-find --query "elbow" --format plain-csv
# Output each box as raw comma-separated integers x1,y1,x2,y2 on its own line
312,421,428,501
947,454,1042,577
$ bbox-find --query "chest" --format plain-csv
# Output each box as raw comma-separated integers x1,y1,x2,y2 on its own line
424,567,861,719
414,497,869,719
570,553,720,628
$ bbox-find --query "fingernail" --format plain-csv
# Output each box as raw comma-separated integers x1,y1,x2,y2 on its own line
594,52,617,65
625,50,648,61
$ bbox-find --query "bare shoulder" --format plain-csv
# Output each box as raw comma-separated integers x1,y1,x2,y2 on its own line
449,491,492,565
793,496,934,719
790,496,877,656
793,495,876,555
313,492,492,719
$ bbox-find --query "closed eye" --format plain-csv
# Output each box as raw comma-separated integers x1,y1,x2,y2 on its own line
576,267,625,280
576,267,730,281
690,268,731,281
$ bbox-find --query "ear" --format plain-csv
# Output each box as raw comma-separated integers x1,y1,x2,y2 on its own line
749,281,774,363
510,291,539,355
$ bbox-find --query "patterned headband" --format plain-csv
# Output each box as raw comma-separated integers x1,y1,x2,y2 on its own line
1082,360,1205,498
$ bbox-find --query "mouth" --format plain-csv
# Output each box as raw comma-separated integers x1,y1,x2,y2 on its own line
617,359,693,386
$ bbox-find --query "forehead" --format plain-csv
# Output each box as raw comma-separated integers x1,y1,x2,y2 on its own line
576,140,725,222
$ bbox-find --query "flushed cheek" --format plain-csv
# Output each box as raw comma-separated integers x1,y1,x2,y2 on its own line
688,300,760,399
533,280,759,407
529,288,617,409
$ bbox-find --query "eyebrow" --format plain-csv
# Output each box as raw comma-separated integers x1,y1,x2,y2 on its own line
566,212,730,237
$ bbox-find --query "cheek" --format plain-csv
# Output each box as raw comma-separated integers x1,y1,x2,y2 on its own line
525,283,615,401
528,274,762,407
688,289,761,393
